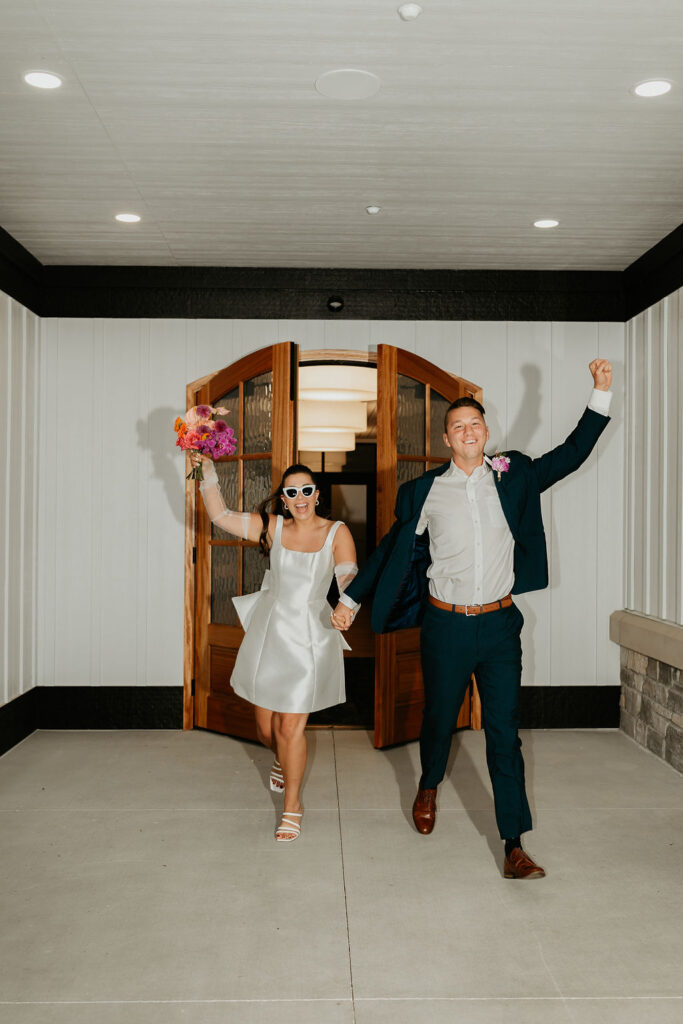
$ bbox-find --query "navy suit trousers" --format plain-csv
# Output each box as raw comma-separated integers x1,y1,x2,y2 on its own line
419,601,532,839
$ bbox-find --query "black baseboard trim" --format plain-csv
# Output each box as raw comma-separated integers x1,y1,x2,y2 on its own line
1,684,620,758
518,685,620,729
36,686,183,730
0,689,39,758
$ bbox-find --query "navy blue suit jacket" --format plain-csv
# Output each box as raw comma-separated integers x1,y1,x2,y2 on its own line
344,406,610,634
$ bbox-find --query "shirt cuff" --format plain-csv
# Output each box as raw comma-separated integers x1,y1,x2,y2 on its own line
587,388,612,416
338,593,358,610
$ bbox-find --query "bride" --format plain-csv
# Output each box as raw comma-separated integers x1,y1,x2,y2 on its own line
191,453,357,842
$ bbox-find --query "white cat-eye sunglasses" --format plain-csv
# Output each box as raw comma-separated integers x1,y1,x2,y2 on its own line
282,484,317,499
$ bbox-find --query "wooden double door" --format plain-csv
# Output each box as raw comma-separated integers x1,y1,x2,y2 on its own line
184,342,482,748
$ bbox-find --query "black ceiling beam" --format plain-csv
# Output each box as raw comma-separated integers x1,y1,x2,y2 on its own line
0,225,44,313
38,265,624,321
1,224,681,322
622,224,683,321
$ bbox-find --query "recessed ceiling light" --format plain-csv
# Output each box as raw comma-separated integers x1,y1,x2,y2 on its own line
398,4,423,20
534,219,559,229
366,205,382,215
633,80,672,97
115,213,141,223
24,71,62,89
315,69,381,100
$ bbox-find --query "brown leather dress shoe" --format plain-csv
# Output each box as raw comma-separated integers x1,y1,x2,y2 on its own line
504,847,546,879
412,788,437,834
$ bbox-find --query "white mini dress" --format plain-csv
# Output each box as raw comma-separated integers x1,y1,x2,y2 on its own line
230,516,349,714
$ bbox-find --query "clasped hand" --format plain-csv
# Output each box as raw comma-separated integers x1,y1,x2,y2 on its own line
330,603,353,631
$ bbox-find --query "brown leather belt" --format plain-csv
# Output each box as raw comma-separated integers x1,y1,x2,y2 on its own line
428,594,513,616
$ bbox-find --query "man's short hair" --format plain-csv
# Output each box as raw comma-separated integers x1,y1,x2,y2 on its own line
444,396,486,431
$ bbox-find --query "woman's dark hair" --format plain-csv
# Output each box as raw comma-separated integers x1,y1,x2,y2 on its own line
256,463,321,556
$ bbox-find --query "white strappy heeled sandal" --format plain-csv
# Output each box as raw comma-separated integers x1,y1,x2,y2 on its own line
275,811,302,842
269,759,284,792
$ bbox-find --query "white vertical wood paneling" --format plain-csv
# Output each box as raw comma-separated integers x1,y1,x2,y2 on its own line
193,319,234,382
461,323,508,447
633,312,647,613
625,286,683,627
276,320,326,352
549,323,600,687
7,302,24,700
414,322,462,376
506,323,553,686
676,292,683,625
53,319,96,686
25,314,625,696
145,320,187,684
99,321,142,684
0,291,10,704
0,291,40,708
37,319,59,688
369,321,416,355
596,322,625,685
323,320,371,353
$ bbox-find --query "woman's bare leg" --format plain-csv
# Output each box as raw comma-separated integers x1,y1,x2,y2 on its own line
272,712,308,832
254,706,276,752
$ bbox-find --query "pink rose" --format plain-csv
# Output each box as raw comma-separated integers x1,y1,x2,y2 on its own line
185,406,211,427
491,455,510,474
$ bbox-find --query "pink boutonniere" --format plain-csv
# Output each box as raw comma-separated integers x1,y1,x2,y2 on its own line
491,453,510,482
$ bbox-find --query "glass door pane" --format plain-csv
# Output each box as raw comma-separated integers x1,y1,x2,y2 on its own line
397,460,426,487
429,388,450,461
244,371,273,452
397,375,425,455
210,546,239,625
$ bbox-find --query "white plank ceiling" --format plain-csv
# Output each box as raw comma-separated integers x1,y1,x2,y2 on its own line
0,0,681,269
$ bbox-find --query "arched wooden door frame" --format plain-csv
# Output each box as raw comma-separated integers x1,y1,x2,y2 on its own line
183,342,296,732
184,342,482,744
374,344,483,747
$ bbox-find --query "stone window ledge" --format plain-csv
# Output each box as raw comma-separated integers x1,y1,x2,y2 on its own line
610,610,683,671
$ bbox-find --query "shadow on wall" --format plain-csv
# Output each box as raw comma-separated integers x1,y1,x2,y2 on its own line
507,363,542,452
137,406,186,526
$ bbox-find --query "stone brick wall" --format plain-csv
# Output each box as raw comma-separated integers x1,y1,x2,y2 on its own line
620,649,683,773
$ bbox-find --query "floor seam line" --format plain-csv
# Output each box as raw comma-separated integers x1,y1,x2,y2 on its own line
2,997,682,1005
332,729,356,1024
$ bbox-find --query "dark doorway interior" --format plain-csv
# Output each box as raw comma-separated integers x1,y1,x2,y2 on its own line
301,443,377,728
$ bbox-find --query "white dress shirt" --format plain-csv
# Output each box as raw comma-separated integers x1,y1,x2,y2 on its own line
339,389,612,610
416,457,514,605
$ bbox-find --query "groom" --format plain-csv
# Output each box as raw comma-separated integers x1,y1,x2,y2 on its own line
332,358,613,878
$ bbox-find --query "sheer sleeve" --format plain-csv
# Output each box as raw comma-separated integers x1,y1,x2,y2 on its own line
335,561,360,612
198,460,253,541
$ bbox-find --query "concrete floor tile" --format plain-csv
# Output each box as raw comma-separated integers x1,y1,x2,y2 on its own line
517,731,683,811
0,807,350,1002
355,998,574,1023
1,729,681,1013
480,808,683,997
0,730,338,811
339,809,557,998
334,730,498,814
335,729,683,815
563,998,683,1023
0,1001,354,1024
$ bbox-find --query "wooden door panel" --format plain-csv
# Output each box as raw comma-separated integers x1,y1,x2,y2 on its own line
190,340,296,740
374,344,482,748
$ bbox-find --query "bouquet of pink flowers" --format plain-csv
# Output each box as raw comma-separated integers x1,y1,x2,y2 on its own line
174,404,237,481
